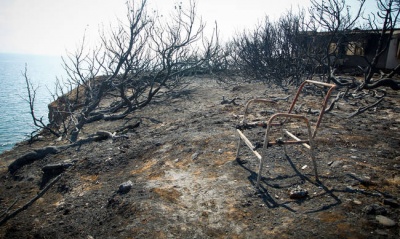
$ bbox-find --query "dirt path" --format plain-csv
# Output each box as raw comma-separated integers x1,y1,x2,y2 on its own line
1,76,399,238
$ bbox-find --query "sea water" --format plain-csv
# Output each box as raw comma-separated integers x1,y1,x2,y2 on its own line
0,53,65,153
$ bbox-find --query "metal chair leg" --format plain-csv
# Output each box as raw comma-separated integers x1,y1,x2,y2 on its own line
305,123,319,182
256,124,272,188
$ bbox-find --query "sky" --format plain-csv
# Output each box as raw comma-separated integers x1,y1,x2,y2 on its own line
0,0,378,56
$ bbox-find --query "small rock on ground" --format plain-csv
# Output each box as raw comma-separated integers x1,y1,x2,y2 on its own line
363,204,387,215
375,215,397,227
383,198,399,208
118,180,133,194
289,186,308,199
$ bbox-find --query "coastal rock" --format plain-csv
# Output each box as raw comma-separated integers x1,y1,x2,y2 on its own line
8,146,60,173
42,162,73,175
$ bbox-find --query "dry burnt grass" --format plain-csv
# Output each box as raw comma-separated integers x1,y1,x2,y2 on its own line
0,76,399,238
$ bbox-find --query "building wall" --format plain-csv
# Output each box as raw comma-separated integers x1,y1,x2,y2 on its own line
336,33,395,70
298,30,400,72
385,33,400,69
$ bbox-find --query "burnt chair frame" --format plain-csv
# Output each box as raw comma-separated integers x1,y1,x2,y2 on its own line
235,80,337,188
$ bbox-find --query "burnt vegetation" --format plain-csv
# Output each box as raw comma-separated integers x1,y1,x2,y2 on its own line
25,0,220,143
14,0,399,184
23,0,400,143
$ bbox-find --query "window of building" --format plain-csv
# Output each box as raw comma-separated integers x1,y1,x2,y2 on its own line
346,41,364,56
329,43,337,54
